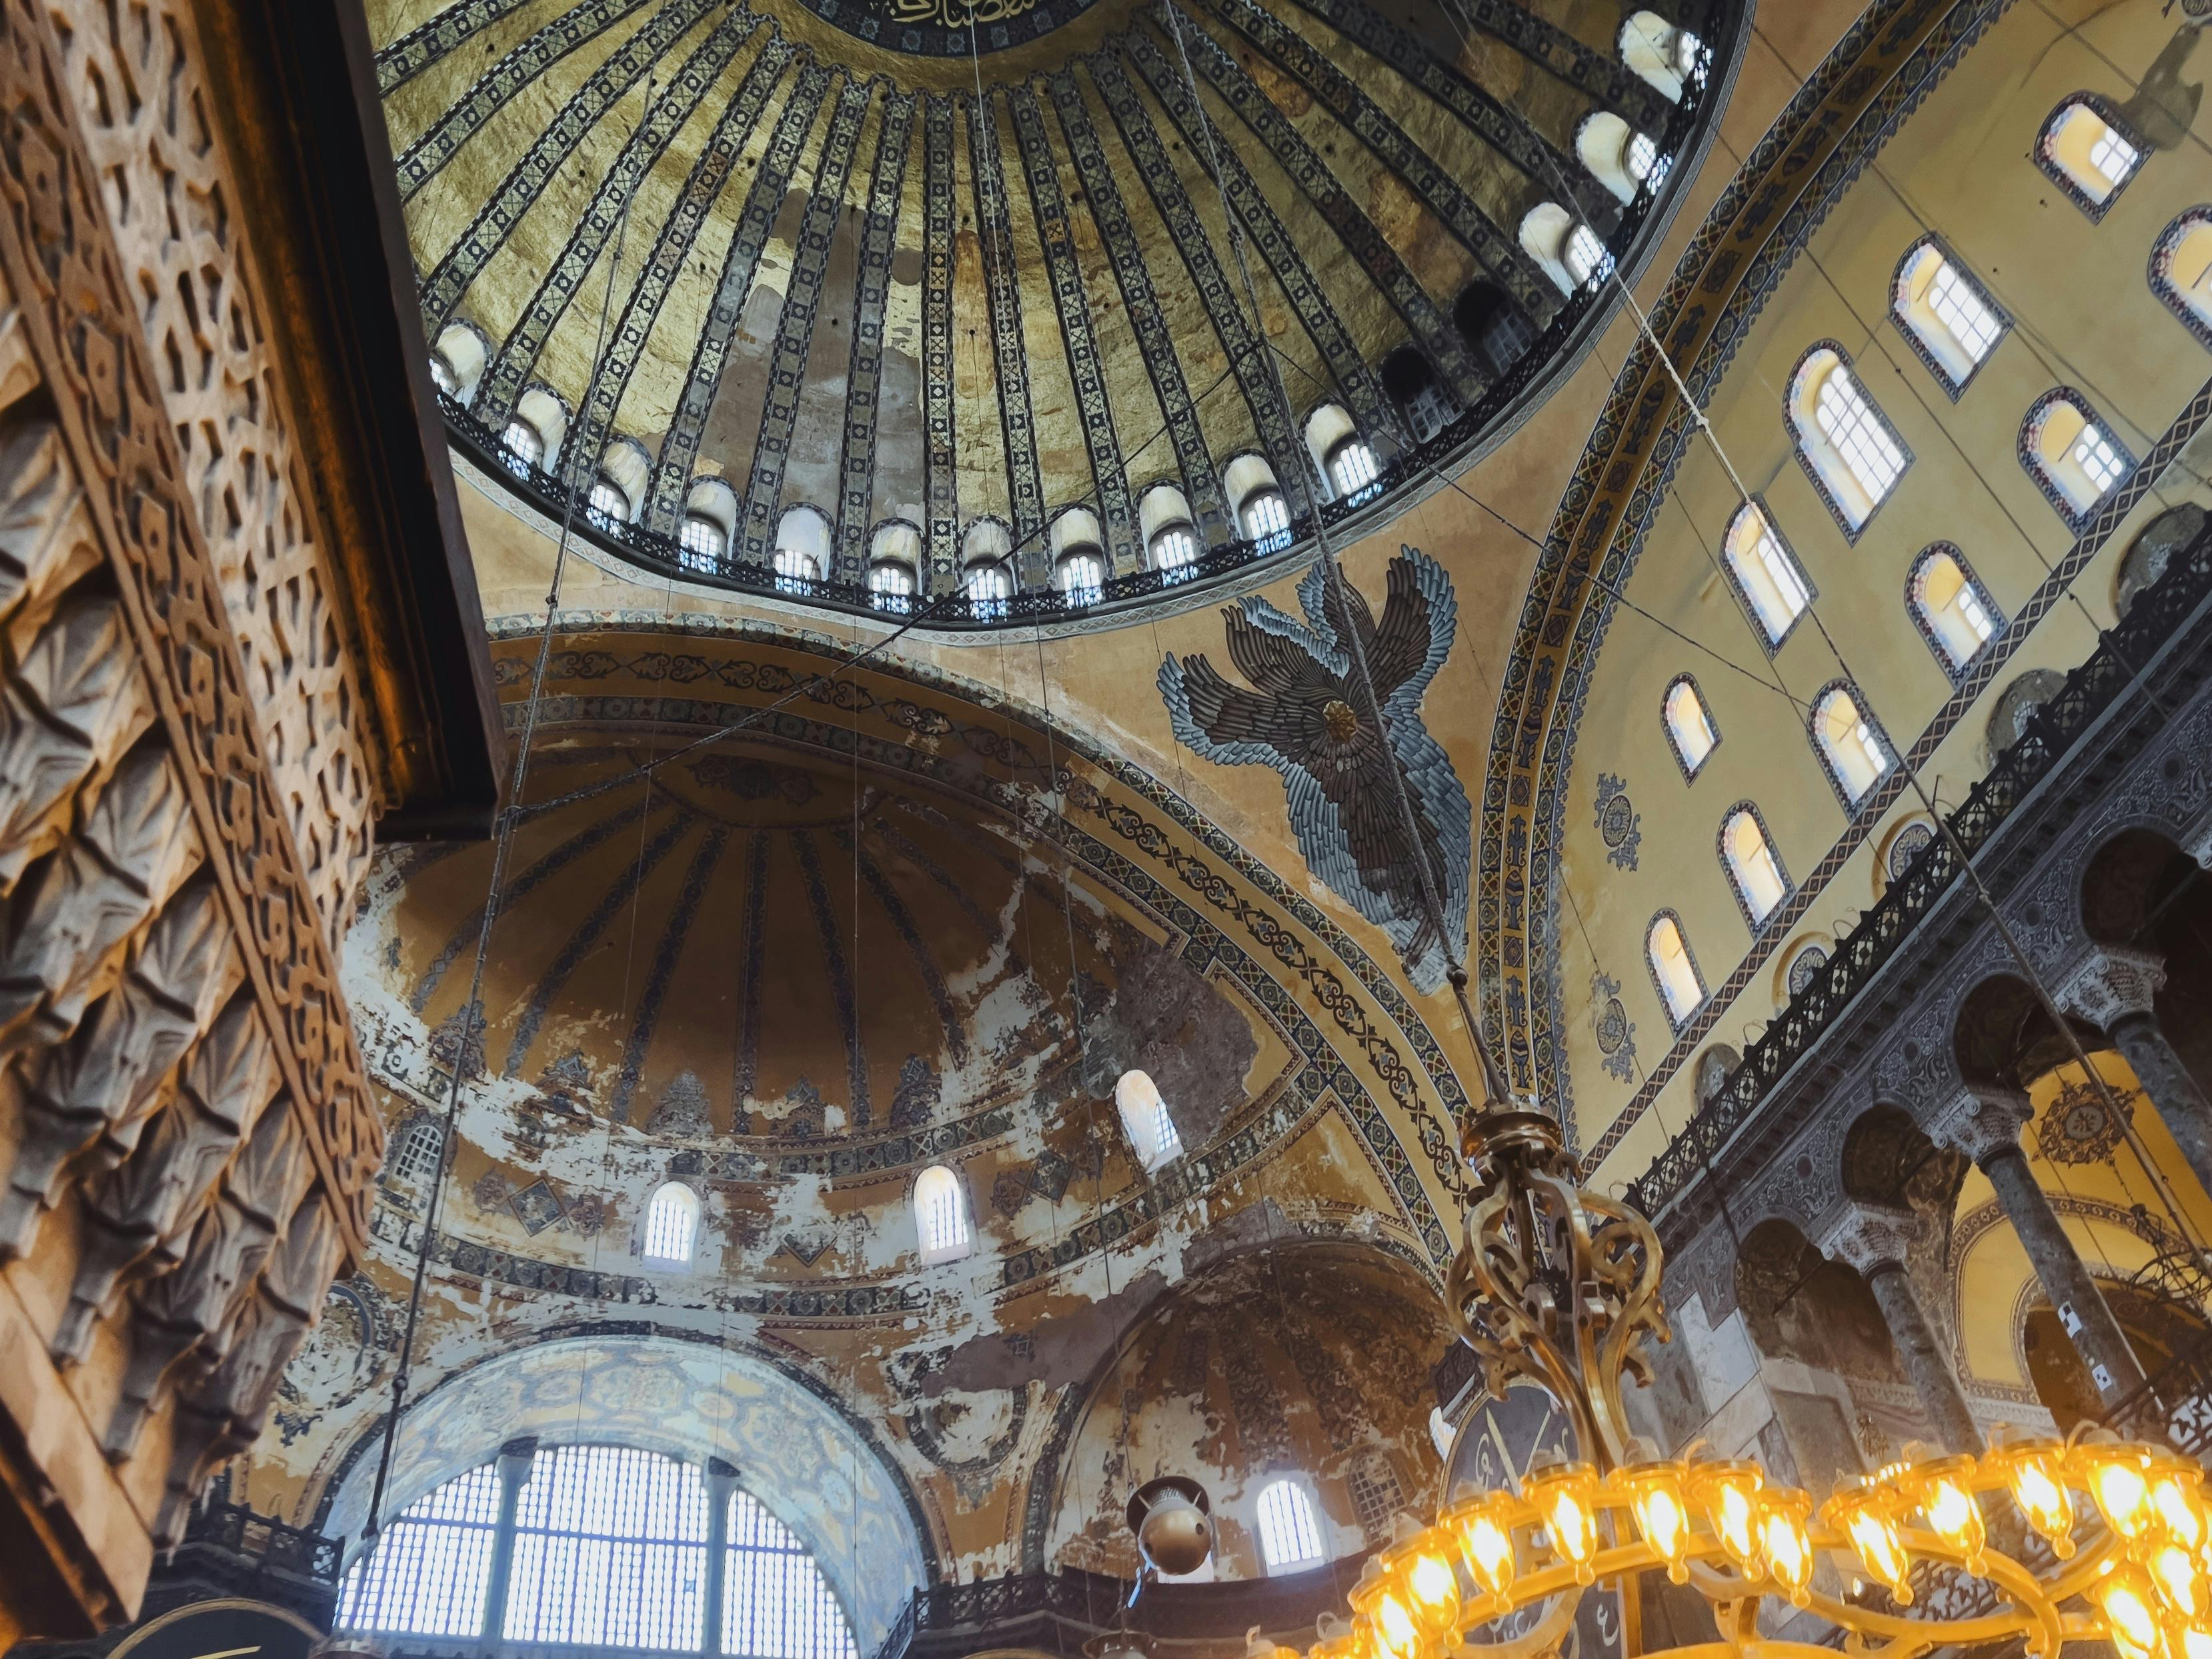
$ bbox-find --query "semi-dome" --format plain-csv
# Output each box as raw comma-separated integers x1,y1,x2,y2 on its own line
376,0,1740,626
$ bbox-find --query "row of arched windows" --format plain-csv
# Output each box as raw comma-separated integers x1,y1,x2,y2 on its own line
625,1070,1184,1272
1635,92,2194,1038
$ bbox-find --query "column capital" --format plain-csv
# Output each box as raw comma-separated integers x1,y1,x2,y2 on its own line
1928,1085,2033,1164
2059,945,2167,1029
1820,1202,1926,1275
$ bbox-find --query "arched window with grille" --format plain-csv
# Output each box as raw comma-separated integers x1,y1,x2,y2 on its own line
1720,805,1790,928
1114,1070,1183,1172
914,1164,971,1264
868,521,922,613
1576,112,1662,204
387,1118,444,1188
774,507,831,590
1056,547,1106,604
2036,97,2143,218
1326,437,1379,499
1891,239,2007,396
1809,682,1894,807
962,521,1014,619
587,475,631,529
431,322,490,407
1519,204,1608,295
1380,346,1454,443
1256,1478,1326,1574
1721,503,1811,647
681,480,737,573
1226,454,1292,549
1908,545,2001,674
642,1182,699,1266
1663,675,1720,779
503,386,568,478
2021,389,2132,526
2152,208,2212,348
1788,345,1910,534
1646,913,1704,1027
336,1447,859,1657
1453,282,1537,379
1148,521,1199,575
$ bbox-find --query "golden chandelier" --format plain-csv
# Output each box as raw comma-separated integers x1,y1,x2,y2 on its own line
1260,1110,2204,1659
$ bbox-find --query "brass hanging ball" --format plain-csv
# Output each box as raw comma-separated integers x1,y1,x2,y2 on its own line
1126,1475,1215,1578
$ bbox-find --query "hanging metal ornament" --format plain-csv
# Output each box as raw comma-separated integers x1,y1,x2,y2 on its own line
1126,1474,1216,1579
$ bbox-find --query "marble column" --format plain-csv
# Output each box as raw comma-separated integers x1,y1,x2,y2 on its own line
2061,947,2212,1198
1822,1204,1983,1454
480,1436,539,1642
1932,1088,2147,1404
702,1457,740,1654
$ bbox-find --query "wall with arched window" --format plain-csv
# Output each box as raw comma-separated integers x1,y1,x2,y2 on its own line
1891,237,2009,397
1576,112,1659,205
1719,804,1790,930
503,385,569,477
337,1443,860,1657
1662,674,1720,779
1254,1477,1325,1574
774,507,832,587
680,479,738,571
912,1164,972,1264
1907,544,2002,674
1380,345,1454,443
1223,453,1290,548
867,520,922,609
1646,912,1704,1028
2036,96,2143,219
431,321,491,407
1807,681,1894,809
2020,389,2133,525
1720,503,1812,647
2151,207,2212,349
1114,1069,1183,1172
1618,10,1703,102
1787,343,1911,534
1453,281,1538,381
641,1181,699,1266
1519,203,1607,295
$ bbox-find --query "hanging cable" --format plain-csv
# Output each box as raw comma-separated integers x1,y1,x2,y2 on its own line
364,61,664,1538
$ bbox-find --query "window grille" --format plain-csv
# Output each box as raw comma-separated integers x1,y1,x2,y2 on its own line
1056,549,1106,603
1150,523,1200,576
1240,490,1290,545
964,561,1012,619
1925,259,2002,364
1564,223,1608,286
336,1462,503,1637
1327,439,1378,497
723,1490,857,1659
1813,687,1891,804
914,1165,970,1260
2071,422,2125,495
2088,123,2140,191
504,1446,711,1650
1813,365,1907,507
389,1119,443,1186
1256,1480,1326,1572
502,420,543,475
642,1183,698,1264
774,546,821,591
1624,131,1659,182
1348,1453,1404,1543
680,515,727,570
1911,548,1997,670
588,478,630,529
1114,1070,1182,1171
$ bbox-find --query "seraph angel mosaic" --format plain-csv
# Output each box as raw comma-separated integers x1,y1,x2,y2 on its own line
1158,547,1470,992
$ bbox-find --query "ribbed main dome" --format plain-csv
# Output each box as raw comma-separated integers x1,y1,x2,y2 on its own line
374,0,1734,620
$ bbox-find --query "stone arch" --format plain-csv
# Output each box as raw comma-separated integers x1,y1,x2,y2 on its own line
1839,1102,1961,1214
1734,1216,1902,1388
2080,825,2190,947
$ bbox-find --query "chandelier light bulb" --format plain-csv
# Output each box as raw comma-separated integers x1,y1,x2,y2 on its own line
1919,1463,1988,1571
2154,1476,2208,1552
1693,1463,1767,1577
2005,1452,2077,1558
1617,1465,1693,1584
2099,1572,2169,1659
2091,1454,2157,1541
1402,1544,1462,1636
2153,1544,2206,1620
1526,1466,1601,1585
1760,1498,1815,1606
1445,1500,1517,1602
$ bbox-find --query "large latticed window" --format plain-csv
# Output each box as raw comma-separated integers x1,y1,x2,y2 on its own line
1646,914,1703,1027
388,1118,443,1187
337,1448,857,1657
1789,347,1909,531
588,477,631,529
1256,1479,1326,1573
338,1462,502,1636
505,1446,710,1648
501,418,544,475
724,1490,856,1659
1810,685,1893,806
1114,1070,1183,1172
1240,488,1290,545
1721,505,1810,645
914,1164,971,1264
1909,545,1999,672
680,515,728,571
1056,548,1106,603
642,1182,699,1266
1662,676,1719,778
963,560,1012,619
2152,209,2212,345
1721,807,1789,927
1149,522,1200,575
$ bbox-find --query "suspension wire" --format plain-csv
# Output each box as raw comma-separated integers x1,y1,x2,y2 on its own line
1162,0,1505,1116
364,63,660,1540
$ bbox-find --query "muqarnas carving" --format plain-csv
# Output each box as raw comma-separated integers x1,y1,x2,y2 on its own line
1158,547,1470,990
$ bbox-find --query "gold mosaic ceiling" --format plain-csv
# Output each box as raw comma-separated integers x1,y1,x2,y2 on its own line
374,0,1729,597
